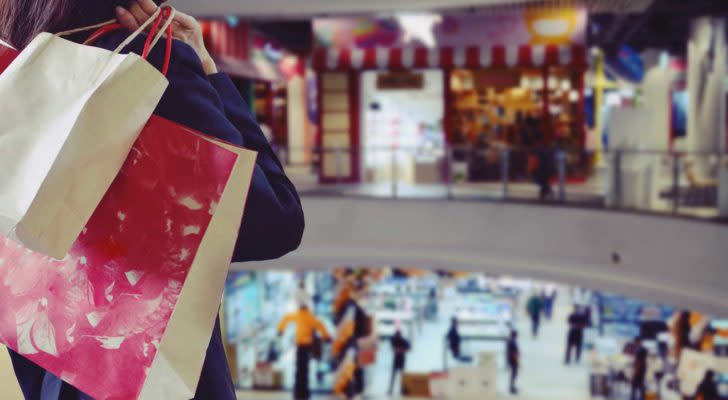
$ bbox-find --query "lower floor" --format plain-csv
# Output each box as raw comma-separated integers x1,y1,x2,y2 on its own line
238,285,590,399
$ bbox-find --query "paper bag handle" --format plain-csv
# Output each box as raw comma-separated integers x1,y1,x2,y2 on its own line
58,6,175,75
114,6,176,57
140,6,175,75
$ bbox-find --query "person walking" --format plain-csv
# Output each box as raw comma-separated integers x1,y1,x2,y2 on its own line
696,370,719,400
533,140,554,200
447,317,467,362
542,284,557,320
2,1,305,399
671,310,692,360
565,305,587,364
630,337,648,400
388,329,411,395
278,305,331,400
526,293,543,338
506,330,520,395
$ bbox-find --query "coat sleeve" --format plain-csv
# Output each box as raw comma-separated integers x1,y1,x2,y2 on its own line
206,74,305,262
277,314,294,334
313,317,331,340
98,33,304,262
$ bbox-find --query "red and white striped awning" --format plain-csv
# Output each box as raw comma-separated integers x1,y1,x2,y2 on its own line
312,45,586,71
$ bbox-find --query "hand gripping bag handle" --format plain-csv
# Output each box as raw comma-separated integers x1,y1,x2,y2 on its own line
56,6,176,75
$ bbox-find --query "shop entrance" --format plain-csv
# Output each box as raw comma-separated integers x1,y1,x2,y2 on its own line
360,69,445,186
449,67,585,183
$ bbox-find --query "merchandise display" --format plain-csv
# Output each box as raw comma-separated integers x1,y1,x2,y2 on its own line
449,67,589,181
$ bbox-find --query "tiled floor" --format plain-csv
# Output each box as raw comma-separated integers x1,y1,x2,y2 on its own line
237,289,590,400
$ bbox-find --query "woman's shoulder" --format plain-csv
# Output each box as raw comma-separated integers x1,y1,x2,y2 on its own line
93,29,204,76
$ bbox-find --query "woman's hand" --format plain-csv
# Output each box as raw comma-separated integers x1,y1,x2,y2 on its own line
115,0,218,74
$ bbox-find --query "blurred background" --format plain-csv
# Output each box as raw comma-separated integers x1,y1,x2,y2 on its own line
197,0,727,398
7,0,728,399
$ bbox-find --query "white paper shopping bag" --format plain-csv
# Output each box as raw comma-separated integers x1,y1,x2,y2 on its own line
0,7,174,259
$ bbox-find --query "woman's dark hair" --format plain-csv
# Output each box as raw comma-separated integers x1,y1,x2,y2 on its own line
0,0,136,48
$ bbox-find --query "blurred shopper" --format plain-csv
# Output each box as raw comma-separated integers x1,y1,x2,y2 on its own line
295,279,312,309
672,310,693,359
425,287,438,320
630,337,648,400
696,370,719,400
388,329,411,395
447,317,469,362
565,305,587,364
534,144,554,200
526,293,543,337
278,305,331,400
542,284,557,320
2,1,305,400
506,330,520,394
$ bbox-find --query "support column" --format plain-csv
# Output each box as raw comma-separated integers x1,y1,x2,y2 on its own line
687,18,728,216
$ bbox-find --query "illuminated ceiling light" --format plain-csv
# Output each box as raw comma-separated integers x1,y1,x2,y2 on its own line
532,18,569,37
605,92,622,107
520,75,531,89
226,16,239,27
396,13,442,48
547,76,558,90
532,77,544,89
561,79,571,91
569,90,579,102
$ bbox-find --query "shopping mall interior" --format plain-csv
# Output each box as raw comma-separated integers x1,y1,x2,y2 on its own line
1,0,728,399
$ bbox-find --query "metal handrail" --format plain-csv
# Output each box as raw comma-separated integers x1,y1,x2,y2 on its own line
274,145,728,221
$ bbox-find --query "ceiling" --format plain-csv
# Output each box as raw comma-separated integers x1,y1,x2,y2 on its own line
174,0,654,18
175,0,532,18
590,0,728,55
179,0,728,57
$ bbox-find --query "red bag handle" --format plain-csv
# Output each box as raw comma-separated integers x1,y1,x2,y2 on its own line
84,6,174,75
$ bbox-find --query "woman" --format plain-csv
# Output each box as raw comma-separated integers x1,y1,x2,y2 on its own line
0,1,304,399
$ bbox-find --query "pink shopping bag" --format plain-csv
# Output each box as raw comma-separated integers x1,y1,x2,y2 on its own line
0,44,257,400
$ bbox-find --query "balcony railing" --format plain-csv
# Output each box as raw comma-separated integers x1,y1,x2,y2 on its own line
273,145,728,222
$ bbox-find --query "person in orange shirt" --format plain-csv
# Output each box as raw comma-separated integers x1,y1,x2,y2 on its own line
278,305,331,400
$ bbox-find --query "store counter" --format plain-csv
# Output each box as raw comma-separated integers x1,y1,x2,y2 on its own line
458,324,509,341
375,310,416,339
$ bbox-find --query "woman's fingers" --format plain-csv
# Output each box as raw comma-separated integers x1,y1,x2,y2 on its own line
115,7,140,30
173,11,198,30
117,0,169,32
138,0,159,15
128,2,152,25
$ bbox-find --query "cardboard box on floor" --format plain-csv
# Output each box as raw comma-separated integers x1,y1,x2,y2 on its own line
253,365,283,390
402,372,431,397
447,366,497,399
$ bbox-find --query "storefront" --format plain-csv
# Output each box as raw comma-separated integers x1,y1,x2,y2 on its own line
311,7,588,183
201,19,313,155
360,69,445,184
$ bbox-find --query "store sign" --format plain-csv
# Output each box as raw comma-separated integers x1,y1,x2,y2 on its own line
314,7,586,49
376,71,424,90
474,70,521,90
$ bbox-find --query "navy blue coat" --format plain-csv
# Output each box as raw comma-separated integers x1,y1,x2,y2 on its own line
8,31,304,400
